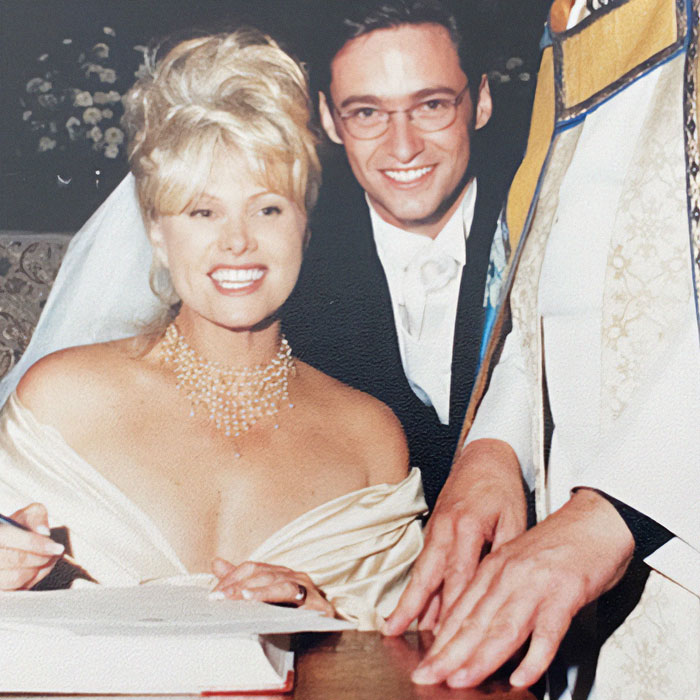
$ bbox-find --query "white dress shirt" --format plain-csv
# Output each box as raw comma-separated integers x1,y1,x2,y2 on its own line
370,181,477,424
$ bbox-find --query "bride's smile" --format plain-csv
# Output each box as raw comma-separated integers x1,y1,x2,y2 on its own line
209,265,267,294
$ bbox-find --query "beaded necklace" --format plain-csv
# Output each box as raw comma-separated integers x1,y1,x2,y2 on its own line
160,323,295,449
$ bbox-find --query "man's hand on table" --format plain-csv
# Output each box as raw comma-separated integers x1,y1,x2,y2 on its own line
409,488,635,689
384,439,527,634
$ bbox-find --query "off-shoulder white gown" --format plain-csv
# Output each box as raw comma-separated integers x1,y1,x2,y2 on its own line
0,394,426,630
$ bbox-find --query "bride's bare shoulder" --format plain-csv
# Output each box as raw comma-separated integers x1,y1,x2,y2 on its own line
296,361,409,485
16,337,144,423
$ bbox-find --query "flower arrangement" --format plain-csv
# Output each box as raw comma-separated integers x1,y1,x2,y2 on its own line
19,26,147,165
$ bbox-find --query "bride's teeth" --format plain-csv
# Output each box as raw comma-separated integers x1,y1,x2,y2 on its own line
211,268,264,288
384,166,433,183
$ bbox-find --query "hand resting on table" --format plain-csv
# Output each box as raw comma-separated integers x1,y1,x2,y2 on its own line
212,558,335,617
411,488,635,688
385,439,527,633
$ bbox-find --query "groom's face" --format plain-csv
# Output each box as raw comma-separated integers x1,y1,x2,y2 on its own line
319,23,491,239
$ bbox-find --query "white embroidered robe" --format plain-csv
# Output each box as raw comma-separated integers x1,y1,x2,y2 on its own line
465,1,700,697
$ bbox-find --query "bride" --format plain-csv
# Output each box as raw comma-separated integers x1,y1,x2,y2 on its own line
0,30,424,628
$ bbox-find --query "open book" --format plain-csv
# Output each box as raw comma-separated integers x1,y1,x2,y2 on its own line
0,584,353,694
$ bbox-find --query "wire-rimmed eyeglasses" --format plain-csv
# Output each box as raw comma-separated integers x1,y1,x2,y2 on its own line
333,84,470,140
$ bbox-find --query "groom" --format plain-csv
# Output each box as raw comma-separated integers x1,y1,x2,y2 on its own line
283,0,511,510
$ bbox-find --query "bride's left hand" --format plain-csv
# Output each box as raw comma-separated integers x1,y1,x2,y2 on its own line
211,558,335,617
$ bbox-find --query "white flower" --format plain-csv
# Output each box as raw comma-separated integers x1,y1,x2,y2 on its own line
505,57,523,70
66,117,80,141
103,26,116,37
134,63,149,80
38,136,56,152
104,126,124,145
99,68,117,84
102,108,113,119
488,71,510,84
37,94,58,108
87,126,103,142
22,110,32,121
38,80,52,93
93,42,109,59
93,91,109,104
104,143,119,159
26,77,44,93
107,90,121,103
83,107,102,124
74,90,93,107
518,72,531,82
66,116,81,140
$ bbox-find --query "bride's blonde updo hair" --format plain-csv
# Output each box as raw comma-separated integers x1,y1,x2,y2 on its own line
123,29,321,224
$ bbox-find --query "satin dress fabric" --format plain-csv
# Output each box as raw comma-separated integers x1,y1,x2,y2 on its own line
0,394,426,630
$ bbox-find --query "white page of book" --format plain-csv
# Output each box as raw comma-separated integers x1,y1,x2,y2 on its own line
0,584,354,636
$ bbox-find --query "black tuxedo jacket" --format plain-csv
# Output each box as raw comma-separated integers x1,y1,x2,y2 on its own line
283,158,509,510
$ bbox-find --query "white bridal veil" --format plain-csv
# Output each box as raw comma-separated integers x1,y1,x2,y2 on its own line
0,174,166,405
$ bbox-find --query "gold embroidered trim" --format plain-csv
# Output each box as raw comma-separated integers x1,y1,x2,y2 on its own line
553,0,686,121
684,0,700,336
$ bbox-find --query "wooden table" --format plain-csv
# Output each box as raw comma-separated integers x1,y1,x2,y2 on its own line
288,631,538,700
8,631,537,699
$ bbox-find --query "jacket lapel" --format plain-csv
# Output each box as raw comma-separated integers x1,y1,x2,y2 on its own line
449,177,503,429
348,207,414,400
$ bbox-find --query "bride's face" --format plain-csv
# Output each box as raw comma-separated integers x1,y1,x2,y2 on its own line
149,148,307,330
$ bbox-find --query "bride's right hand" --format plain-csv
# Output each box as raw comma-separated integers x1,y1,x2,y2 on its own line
0,503,64,590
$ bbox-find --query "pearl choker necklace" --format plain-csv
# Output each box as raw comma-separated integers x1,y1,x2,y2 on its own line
160,323,295,446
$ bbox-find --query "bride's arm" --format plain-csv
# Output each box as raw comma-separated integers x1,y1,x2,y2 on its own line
325,376,410,486
294,361,411,487
361,400,410,486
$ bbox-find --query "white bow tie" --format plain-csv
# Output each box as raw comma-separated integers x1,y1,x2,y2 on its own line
400,253,460,337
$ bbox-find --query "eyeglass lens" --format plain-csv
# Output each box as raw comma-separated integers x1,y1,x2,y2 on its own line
343,98,459,139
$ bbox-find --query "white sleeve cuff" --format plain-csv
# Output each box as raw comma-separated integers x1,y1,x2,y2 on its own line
464,329,535,488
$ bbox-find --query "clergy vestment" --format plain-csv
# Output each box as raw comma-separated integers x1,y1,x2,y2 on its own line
464,0,700,697
283,157,510,511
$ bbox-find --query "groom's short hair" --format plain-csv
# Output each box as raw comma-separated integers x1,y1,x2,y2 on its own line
313,0,483,104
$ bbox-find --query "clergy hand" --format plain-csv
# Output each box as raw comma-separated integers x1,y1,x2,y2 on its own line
384,439,526,634
211,558,335,617
0,503,64,590
410,489,635,689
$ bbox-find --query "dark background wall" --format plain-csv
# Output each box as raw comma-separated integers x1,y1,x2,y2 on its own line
0,0,551,231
